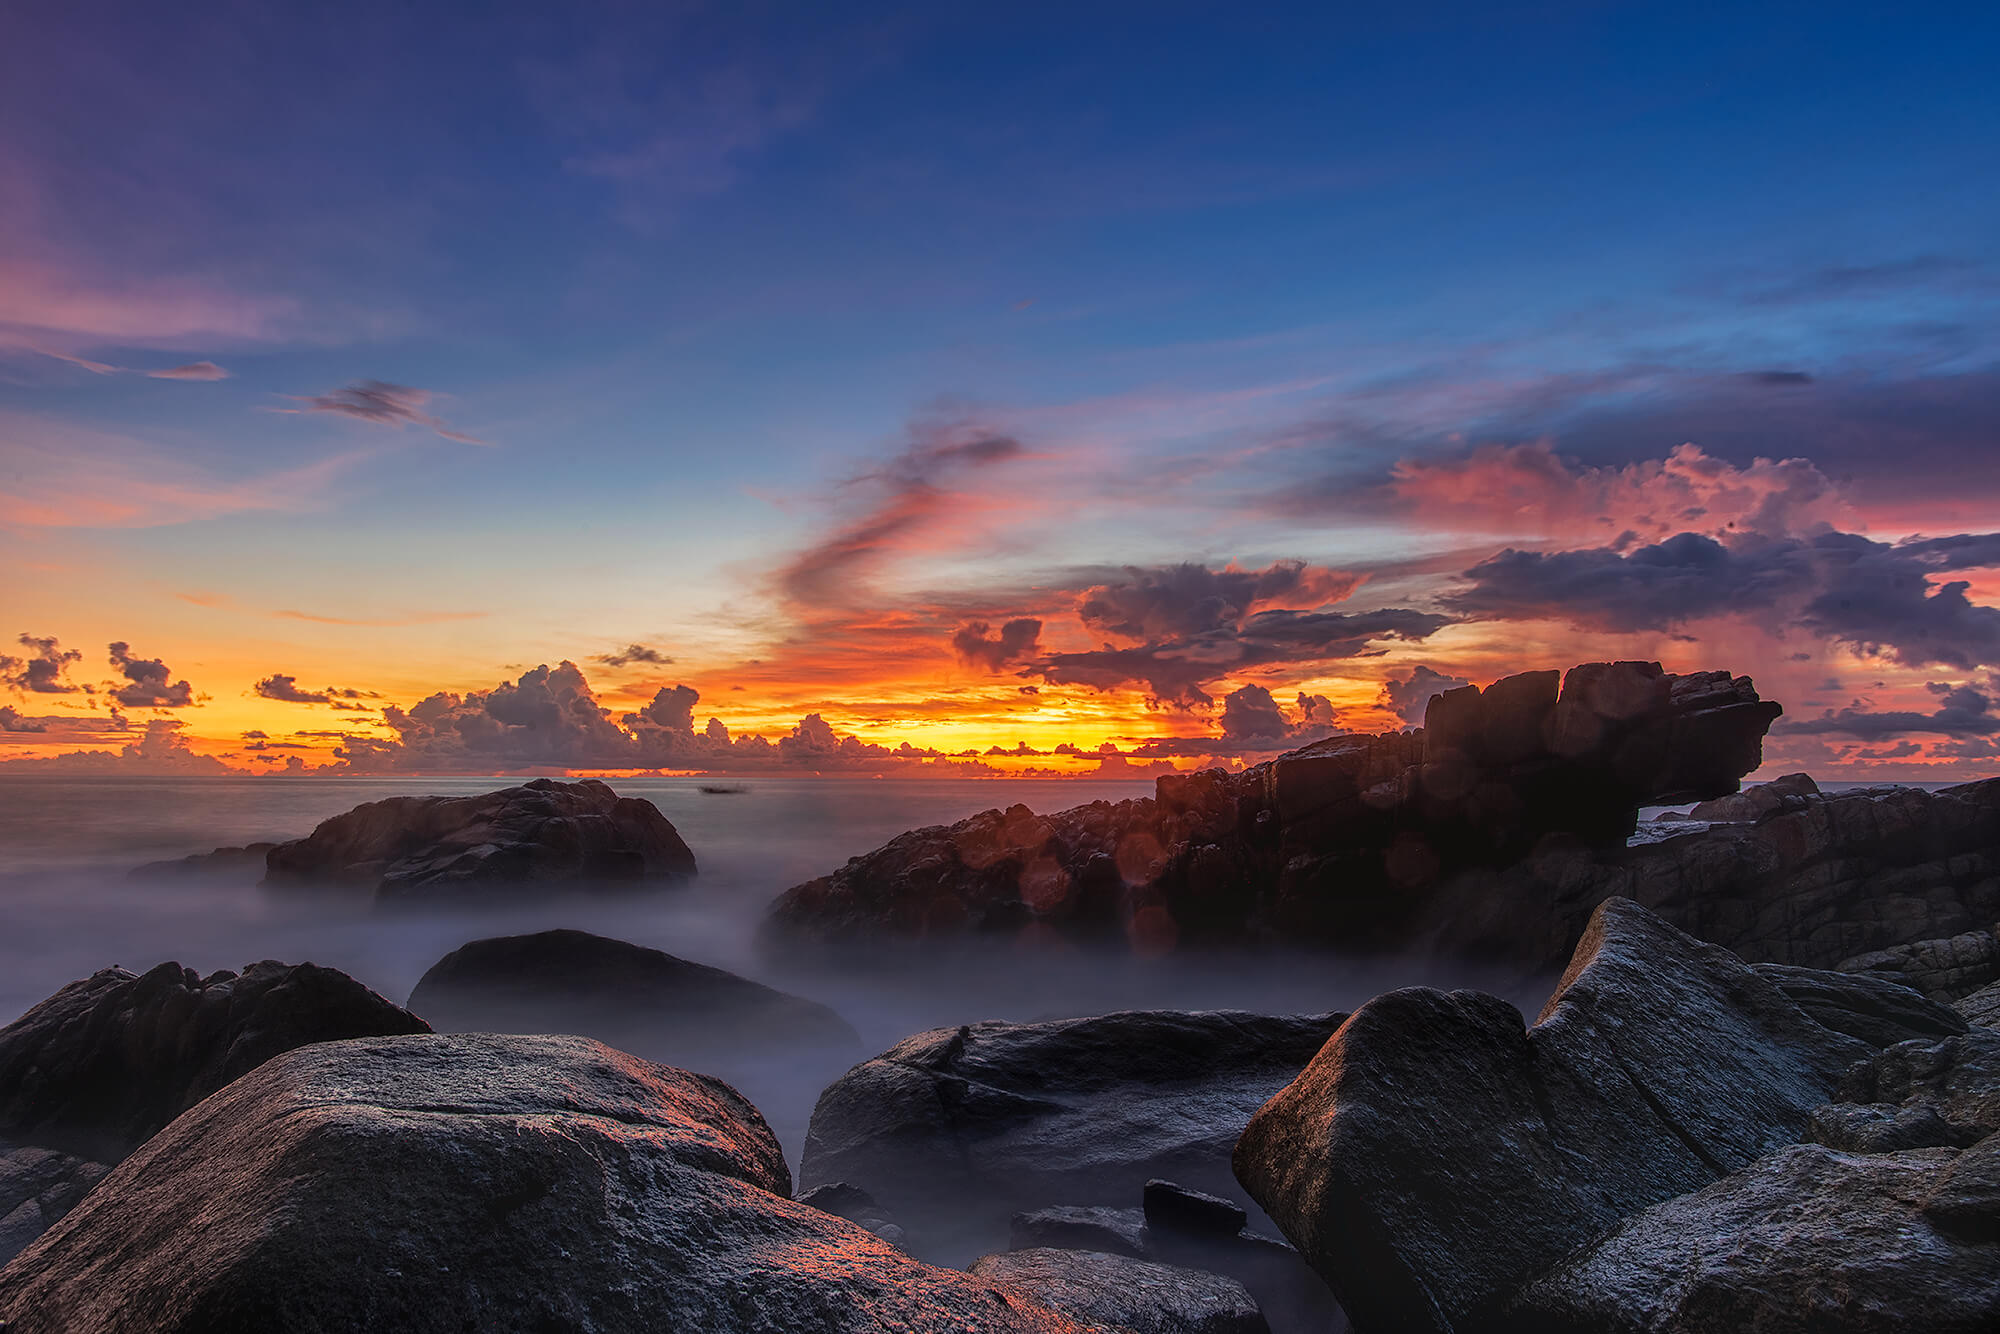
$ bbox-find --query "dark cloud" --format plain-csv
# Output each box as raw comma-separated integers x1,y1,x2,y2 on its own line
147,361,230,381
778,422,1024,607
254,674,329,704
1218,684,1291,740
0,705,49,732
593,643,672,668
285,380,485,445
107,642,194,708
0,719,230,774
1778,682,1999,739
1,633,84,694
1379,665,1473,726
1800,532,2000,671
952,618,1042,672
1076,560,1361,641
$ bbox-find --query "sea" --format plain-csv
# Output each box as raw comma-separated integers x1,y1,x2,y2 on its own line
0,772,1544,1160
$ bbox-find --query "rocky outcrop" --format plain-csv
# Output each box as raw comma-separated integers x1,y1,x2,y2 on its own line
0,1033,1118,1334
129,843,277,881
1840,926,2000,1001
769,661,1780,954
1963,981,2000,1029
0,959,430,1159
1753,961,1969,1048
1232,897,1957,1334
263,778,696,898
0,1142,106,1266
1683,769,1820,821
970,1248,1269,1334
799,1009,1344,1256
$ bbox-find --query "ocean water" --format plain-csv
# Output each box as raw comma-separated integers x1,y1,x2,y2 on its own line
0,773,1538,1166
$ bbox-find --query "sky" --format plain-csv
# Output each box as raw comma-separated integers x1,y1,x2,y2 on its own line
3,0,1998,780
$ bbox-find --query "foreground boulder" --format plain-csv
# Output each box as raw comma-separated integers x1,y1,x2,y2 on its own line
0,1033,1118,1334
768,661,1778,954
970,1248,1268,1334
408,929,860,1147
263,777,695,898
800,1009,1344,1257
1233,897,1956,1334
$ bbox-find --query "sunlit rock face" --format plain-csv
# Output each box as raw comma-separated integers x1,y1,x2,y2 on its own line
1232,898,1993,1334
0,1034,1111,1334
0,959,429,1263
766,661,1782,956
263,777,697,899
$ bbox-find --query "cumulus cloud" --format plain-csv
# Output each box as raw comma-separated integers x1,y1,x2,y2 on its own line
0,719,231,774
107,642,194,708
594,643,672,668
952,618,1043,672
252,674,377,706
1779,681,2000,739
1379,665,1474,726
283,380,486,445
0,705,48,732
1,633,84,694
1076,560,1363,641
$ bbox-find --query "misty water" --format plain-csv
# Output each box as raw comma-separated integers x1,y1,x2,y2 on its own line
0,773,1548,1176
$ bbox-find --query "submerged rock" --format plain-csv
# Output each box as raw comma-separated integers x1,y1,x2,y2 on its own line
0,1033,1115,1334
263,777,696,898
970,1248,1269,1334
1233,897,1935,1334
767,662,1781,955
800,1009,1343,1254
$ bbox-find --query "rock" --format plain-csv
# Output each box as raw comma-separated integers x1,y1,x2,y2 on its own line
1508,1141,2000,1333
263,777,695,898
0,959,430,1159
128,843,278,881
0,1141,107,1266
1824,1029,2000,1150
767,662,1781,954
1841,927,2000,1001
1144,1180,1248,1238
800,1009,1343,1255
1233,897,1880,1334
1685,770,1821,821
1961,979,2000,1029
1014,1206,1152,1259
970,1248,1269,1334
797,1181,881,1220
0,1033,1115,1334
1752,961,1969,1048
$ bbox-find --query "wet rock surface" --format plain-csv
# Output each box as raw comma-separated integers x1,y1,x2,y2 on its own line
971,1248,1270,1334
263,777,696,898
0,1034,1116,1334
1233,897,1929,1334
769,661,1781,955
799,1008,1343,1254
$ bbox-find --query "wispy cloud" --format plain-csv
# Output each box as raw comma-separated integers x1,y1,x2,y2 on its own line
278,380,487,445
273,608,487,628
28,348,231,380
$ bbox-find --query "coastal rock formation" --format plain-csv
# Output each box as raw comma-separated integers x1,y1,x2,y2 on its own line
129,843,277,882
1840,926,2000,1002
1231,898,1965,1334
0,1034,1116,1334
970,1248,1269,1334
0,1142,106,1266
1681,769,1821,821
799,1009,1344,1253
263,777,696,898
0,959,429,1158
767,661,1780,953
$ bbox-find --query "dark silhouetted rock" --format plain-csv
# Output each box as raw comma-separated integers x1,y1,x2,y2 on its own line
0,1141,106,1266
971,1248,1269,1334
1822,1029,2000,1151
0,1033,1114,1334
800,1009,1344,1256
263,777,695,898
129,843,278,881
1841,927,2000,1001
1753,962,1969,1048
1508,1141,2000,1333
1685,770,1820,821
1014,1206,1152,1258
1233,898,1884,1334
1962,980,2000,1029
1145,1180,1248,1238
0,959,430,1159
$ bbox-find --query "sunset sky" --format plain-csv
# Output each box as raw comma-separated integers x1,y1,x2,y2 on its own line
3,2,1997,779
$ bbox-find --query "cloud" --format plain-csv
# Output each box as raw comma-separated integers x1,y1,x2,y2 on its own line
281,380,485,445
1217,684,1293,740
0,705,48,732
1778,682,1999,740
107,642,194,708
1076,560,1363,641
0,719,231,774
147,361,229,381
30,350,231,380
1,633,84,694
273,608,486,627
951,618,1042,672
778,422,1025,608
254,674,330,704
593,643,673,668
1379,664,1473,726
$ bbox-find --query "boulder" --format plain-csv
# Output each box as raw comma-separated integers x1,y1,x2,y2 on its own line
970,1248,1269,1334
263,778,695,898
768,662,1782,955
800,1009,1344,1256
0,1033,1117,1334
1144,1180,1248,1238
1752,961,1969,1048
1962,980,2000,1030
1507,1141,2000,1333
1232,897,1910,1334
1684,770,1821,821
0,1141,106,1266
0,959,430,1159
1840,926,2000,1001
